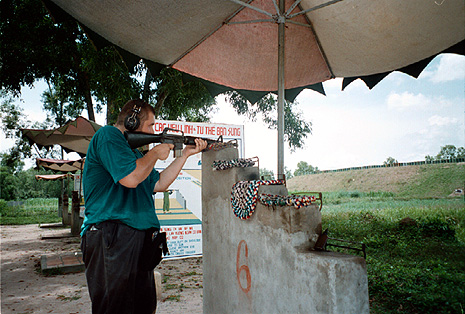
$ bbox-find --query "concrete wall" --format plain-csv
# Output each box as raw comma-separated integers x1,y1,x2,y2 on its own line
202,147,369,314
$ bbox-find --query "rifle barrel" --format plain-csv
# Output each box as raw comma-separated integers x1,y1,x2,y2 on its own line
184,135,222,146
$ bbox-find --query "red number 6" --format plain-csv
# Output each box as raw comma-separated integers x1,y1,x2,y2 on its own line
236,240,251,293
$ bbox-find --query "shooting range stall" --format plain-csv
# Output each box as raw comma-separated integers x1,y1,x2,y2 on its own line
21,116,99,235
201,145,369,313
35,158,84,236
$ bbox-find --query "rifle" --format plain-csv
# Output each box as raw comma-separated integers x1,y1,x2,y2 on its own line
124,127,223,157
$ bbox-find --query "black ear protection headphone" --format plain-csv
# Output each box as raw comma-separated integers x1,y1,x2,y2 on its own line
124,103,142,131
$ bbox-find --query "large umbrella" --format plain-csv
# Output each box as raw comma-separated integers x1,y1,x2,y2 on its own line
36,158,85,174
36,157,85,202
21,116,102,156
35,174,72,181
45,0,465,177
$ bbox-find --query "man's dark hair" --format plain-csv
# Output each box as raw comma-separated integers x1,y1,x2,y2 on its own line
115,99,156,128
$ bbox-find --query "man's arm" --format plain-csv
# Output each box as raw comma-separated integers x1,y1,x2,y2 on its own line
154,138,207,192
119,143,173,188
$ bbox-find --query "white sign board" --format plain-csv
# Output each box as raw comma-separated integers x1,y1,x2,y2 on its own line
155,120,244,259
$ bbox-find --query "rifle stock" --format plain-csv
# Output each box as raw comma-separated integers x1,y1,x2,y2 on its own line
124,132,163,150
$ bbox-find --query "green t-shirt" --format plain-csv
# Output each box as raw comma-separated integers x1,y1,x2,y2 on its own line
81,125,160,236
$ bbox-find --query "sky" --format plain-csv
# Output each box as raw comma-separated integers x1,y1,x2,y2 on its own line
1,53,464,173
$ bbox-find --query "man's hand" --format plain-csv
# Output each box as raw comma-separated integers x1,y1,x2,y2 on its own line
181,138,208,158
152,143,174,160
154,139,207,192
119,143,173,188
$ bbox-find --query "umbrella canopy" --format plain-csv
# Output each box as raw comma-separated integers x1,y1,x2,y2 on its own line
36,158,85,174
21,116,102,156
35,174,72,181
46,0,465,176
47,0,464,91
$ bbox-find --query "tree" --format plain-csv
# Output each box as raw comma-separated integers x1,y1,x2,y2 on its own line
383,157,398,167
293,161,318,176
259,168,275,179
0,166,19,200
1,0,62,92
284,166,293,179
1,0,218,126
425,155,435,163
84,47,143,124
1,0,150,123
0,151,23,200
0,152,24,175
458,147,465,158
0,94,34,161
148,68,215,122
0,0,215,124
0,0,99,120
436,145,461,160
0,92,63,166
0,158,66,200
425,145,465,162
225,92,311,151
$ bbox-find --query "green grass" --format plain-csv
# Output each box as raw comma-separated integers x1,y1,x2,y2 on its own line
2,194,464,312
319,195,465,314
400,163,465,198
57,292,82,302
0,198,62,225
289,162,465,199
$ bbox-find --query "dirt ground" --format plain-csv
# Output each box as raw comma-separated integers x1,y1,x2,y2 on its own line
1,224,203,314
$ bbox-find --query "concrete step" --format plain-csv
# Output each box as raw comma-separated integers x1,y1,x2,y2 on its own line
39,223,66,228
41,252,85,274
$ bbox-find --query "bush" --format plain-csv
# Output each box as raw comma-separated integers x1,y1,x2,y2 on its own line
322,198,465,314
0,199,9,216
0,198,61,225
419,217,456,240
366,191,395,198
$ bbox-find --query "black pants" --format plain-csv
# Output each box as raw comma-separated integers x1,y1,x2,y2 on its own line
81,221,157,314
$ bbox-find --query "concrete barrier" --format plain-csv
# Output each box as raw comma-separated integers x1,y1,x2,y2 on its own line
62,193,70,226
71,191,81,236
154,271,162,301
202,147,369,314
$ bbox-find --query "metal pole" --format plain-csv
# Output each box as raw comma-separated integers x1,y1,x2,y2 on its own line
277,0,285,180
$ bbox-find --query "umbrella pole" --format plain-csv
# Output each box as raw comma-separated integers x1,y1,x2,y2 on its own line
277,0,285,180
79,159,83,203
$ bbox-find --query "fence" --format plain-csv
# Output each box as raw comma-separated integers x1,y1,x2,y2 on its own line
301,158,465,175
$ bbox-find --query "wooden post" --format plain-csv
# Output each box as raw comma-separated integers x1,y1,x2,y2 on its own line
71,191,81,236
58,194,63,224
62,192,69,225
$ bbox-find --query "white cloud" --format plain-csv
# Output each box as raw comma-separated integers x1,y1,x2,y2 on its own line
428,115,458,127
421,54,465,83
322,77,343,90
383,72,407,87
387,91,430,111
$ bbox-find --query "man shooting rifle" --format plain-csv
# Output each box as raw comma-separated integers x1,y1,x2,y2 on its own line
80,99,207,314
